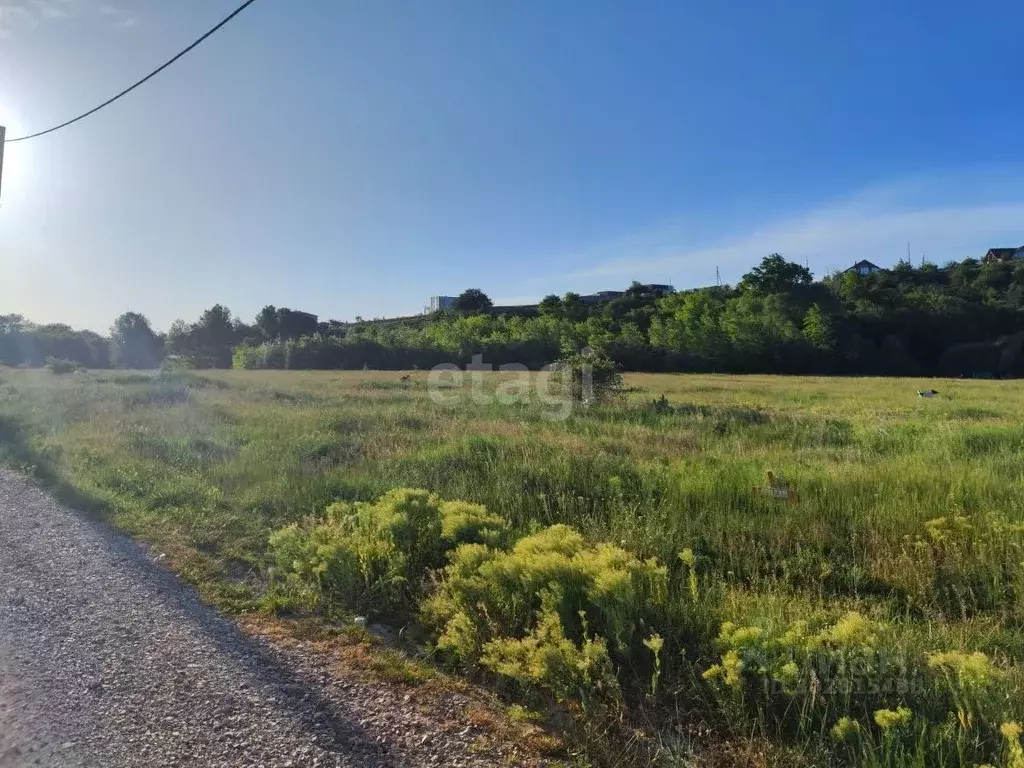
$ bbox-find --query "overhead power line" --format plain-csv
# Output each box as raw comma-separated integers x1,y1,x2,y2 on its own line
3,0,259,144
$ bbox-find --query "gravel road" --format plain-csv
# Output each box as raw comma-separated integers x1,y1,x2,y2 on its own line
0,470,537,767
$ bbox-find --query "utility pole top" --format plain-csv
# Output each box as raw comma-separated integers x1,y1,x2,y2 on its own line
0,126,6,201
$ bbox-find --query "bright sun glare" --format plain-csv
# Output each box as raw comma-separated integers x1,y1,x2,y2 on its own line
0,98,30,203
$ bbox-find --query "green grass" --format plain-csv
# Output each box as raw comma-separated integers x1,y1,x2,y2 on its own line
2,368,1024,767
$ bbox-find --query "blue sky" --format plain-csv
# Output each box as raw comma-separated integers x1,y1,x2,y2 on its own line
1,0,1023,332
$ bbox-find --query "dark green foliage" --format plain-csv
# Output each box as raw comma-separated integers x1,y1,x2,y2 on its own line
553,348,624,403
277,308,319,340
538,294,563,317
13,252,1024,375
44,357,76,375
255,305,281,340
254,306,319,342
0,315,110,369
267,489,507,616
225,253,1024,376
451,288,493,315
165,305,239,368
741,252,813,293
110,312,162,369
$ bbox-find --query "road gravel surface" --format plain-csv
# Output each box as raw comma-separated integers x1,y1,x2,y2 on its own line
0,470,531,767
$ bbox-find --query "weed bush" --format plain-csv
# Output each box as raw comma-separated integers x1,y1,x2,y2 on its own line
553,348,624,403
424,523,667,705
702,609,1024,766
268,489,507,616
45,357,76,375
270,489,668,708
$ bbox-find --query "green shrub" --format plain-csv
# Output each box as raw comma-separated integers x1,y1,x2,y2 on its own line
702,610,1023,766
267,488,508,616
553,348,624,404
480,587,620,705
424,523,666,703
703,611,893,730
438,500,507,547
45,357,76,375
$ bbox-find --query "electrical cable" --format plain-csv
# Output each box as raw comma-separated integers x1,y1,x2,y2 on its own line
3,0,259,144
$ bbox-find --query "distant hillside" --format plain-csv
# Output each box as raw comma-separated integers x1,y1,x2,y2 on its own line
9,254,1024,377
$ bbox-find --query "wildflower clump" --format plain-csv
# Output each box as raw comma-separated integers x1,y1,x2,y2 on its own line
831,716,861,743
424,523,667,703
926,651,999,689
926,650,1004,723
702,611,882,697
820,611,878,647
268,489,508,615
643,633,665,694
438,500,507,547
679,548,699,599
480,588,620,704
1001,722,1024,768
874,707,913,730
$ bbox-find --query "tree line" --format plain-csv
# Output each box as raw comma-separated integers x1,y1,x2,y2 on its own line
6,254,1024,376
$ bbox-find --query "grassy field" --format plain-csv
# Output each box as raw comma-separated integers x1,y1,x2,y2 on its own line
2,368,1024,767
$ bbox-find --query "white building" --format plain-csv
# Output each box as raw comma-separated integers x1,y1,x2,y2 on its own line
428,296,457,312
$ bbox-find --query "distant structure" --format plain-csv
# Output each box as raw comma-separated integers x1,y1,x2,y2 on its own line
581,284,676,304
637,283,676,296
580,290,625,305
844,260,882,276
427,283,675,313
982,247,1024,263
427,296,457,313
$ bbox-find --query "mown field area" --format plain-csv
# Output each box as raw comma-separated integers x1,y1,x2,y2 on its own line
2,369,1024,767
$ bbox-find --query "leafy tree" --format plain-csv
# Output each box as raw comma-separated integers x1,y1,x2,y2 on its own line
165,305,239,368
194,304,237,367
0,314,26,366
452,289,493,315
233,319,262,346
554,348,624,403
561,292,588,323
0,314,25,335
722,292,801,369
18,250,1024,377
538,294,563,318
277,308,319,340
802,303,836,351
110,312,162,369
652,289,728,364
741,254,813,294
255,305,280,341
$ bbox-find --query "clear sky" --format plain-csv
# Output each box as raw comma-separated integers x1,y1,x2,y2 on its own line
2,0,1023,333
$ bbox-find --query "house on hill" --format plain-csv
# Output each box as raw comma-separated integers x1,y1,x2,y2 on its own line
581,290,625,305
426,296,457,313
580,284,675,304
844,260,882,276
636,283,676,296
982,247,1024,263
